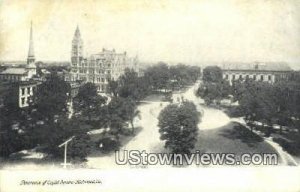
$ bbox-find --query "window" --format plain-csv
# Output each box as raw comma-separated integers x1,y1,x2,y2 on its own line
21,88,25,95
261,75,264,81
225,74,228,79
268,75,271,81
101,78,105,82
253,75,256,80
232,75,235,80
246,75,249,79
21,98,25,105
239,75,242,79
27,87,31,94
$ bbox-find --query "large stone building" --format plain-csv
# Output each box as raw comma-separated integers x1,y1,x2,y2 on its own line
68,26,139,92
222,62,292,84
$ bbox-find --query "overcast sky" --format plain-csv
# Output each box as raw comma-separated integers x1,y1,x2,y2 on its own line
0,0,299,68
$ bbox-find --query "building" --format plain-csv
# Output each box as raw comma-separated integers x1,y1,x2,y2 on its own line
18,81,40,108
0,68,30,82
0,22,40,108
222,62,292,84
0,80,40,108
68,26,139,92
0,22,37,82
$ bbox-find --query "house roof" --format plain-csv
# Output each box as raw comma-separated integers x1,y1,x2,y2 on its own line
0,68,28,75
222,62,292,72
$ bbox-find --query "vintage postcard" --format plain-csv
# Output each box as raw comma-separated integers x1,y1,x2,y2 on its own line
0,0,300,191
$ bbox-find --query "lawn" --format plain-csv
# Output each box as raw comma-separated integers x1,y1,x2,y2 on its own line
194,122,280,164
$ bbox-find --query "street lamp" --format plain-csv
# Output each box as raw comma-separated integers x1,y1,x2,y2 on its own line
58,136,75,168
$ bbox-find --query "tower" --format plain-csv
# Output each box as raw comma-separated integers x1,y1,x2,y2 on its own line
71,25,84,81
26,21,36,78
71,25,83,66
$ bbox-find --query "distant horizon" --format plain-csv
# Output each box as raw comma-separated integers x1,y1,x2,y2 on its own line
1,59,299,70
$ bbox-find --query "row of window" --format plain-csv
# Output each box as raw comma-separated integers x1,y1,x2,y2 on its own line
78,69,111,74
96,77,106,83
97,84,107,92
224,74,272,81
77,63,121,68
21,86,36,96
0,74,24,81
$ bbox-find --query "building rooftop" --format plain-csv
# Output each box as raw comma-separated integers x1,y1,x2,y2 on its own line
0,68,28,75
222,62,292,72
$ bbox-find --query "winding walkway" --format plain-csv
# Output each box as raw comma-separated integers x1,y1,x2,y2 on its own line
87,82,298,168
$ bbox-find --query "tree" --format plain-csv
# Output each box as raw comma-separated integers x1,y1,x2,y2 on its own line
73,82,107,122
238,81,261,132
118,69,144,101
122,98,140,134
238,80,277,135
231,79,245,102
108,68,150,101
30,73,71,123
67,134,91,162
274,80,300,134
196,80,231,105
169,64,201,89
107,79,119,97
158,101,200,154
105,97,127,140
202,66,223,83
144,62,170,92
0,84,31,157
28,74,71,156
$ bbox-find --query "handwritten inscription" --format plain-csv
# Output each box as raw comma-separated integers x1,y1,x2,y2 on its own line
20,179,102,186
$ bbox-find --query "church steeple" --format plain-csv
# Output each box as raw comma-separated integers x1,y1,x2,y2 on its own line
27,21,35,65
26,21,37,79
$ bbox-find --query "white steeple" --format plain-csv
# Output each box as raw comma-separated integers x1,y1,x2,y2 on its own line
27,21,35,65
26,21,37,78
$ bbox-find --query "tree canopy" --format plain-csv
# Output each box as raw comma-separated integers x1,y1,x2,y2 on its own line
202,66,223,83
73,82,107,121
158,101,200,154
31,73,71,123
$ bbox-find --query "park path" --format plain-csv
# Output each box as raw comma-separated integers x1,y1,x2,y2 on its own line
88,82,295,168
87,101,168,168
87,82,241,168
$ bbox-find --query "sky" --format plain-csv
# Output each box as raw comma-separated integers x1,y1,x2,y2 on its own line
0,0,299,69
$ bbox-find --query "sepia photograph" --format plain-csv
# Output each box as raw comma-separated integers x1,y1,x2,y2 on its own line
0,0,300,191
